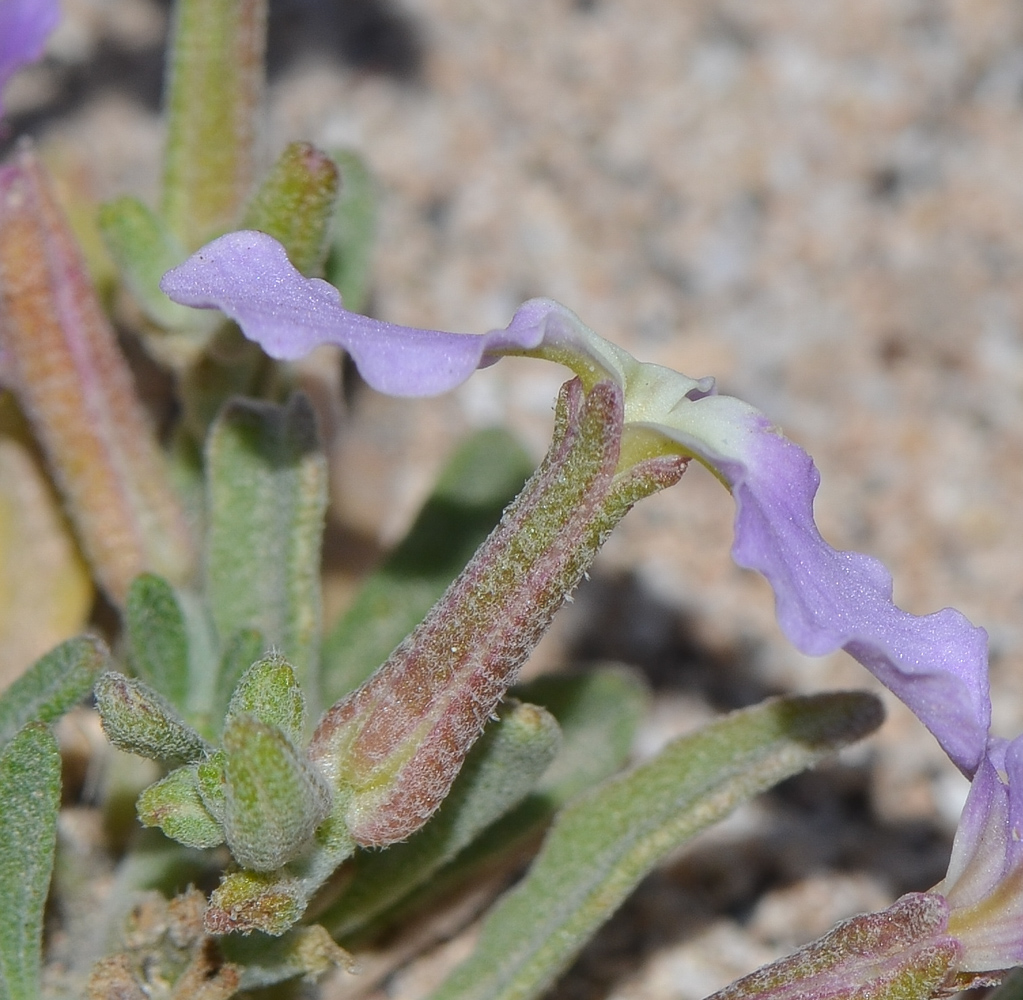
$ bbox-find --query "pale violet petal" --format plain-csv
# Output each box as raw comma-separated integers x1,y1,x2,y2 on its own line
0,0,59,119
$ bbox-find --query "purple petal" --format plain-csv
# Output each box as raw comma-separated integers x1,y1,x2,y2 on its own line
0,0,59,119
159,231,546,396
682,404,990,776
939,738,1023,969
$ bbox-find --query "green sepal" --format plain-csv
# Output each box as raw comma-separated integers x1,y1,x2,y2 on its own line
0,634,109,749
427,691,885,1000
97,196,205,332
225,653,306,746
321,428,532,705
136,764,226,849
221,714,332,871
0,723,61,1000
124,573,190,713
705,892,958,1000
94,672,210,763
323,699,561,940
324,149,376,313
205,394,326,716
241,141,340,277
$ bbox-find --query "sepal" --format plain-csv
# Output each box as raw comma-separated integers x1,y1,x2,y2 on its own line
94,672,209,763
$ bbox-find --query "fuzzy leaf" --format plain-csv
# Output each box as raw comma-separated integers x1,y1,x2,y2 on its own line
0,147,196,605
221,714,332,871
124,574,190,712
241,142,339,277
196,748,227,823
225,653,305,746
161,0,266,249
323,699,561,939
427,692,885,1000
214,628,265,720
324,149,376,314
205,394,326,716
95,672,209,763
0,723,61,1000
137,764,225,849
0,634,108,749
97,196,203,332
321,427,533,706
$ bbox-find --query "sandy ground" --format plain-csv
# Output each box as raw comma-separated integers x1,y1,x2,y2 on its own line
8,0,1023,997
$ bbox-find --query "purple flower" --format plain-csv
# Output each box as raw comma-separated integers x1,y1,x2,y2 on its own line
0,0,60,120
161,230,991,775
934,736,1023,972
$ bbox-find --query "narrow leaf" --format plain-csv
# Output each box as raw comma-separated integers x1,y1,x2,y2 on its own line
225,653,306,746
0,723,61,1000
221,714,332,871
427,692,884,1000
205,394,327,714
0,145,196,605
95,672,209,763
322,699,561,939
321,427,533,706
241,142,339,277
214,628,265,720
124,574,190,712
161,0,267,249
0,634,108,749
97,196,205,332
324,149,376,313
137,764,225,849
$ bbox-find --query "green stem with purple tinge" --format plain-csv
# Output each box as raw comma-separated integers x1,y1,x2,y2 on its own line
311,377,688,847
0,145,196,605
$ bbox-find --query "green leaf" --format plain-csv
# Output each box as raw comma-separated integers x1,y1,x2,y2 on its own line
427,691,884,1000
0,723,61,1000
0,634,108,749
95,672,209,763
221,714,332,871
97,196,206,333
225,653,306,746
124,574,190,712
324,149,376,314
242,142,340,277
137,764,225,849
322,428,533,705
214,628,266,720
322,699,561,940
205,395,327,716
161,0,267,249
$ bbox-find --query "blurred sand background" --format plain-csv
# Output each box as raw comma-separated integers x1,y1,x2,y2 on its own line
7,0,1023,997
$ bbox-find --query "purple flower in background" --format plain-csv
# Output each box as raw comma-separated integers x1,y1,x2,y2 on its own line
161,230,991,776
0,0,59,120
